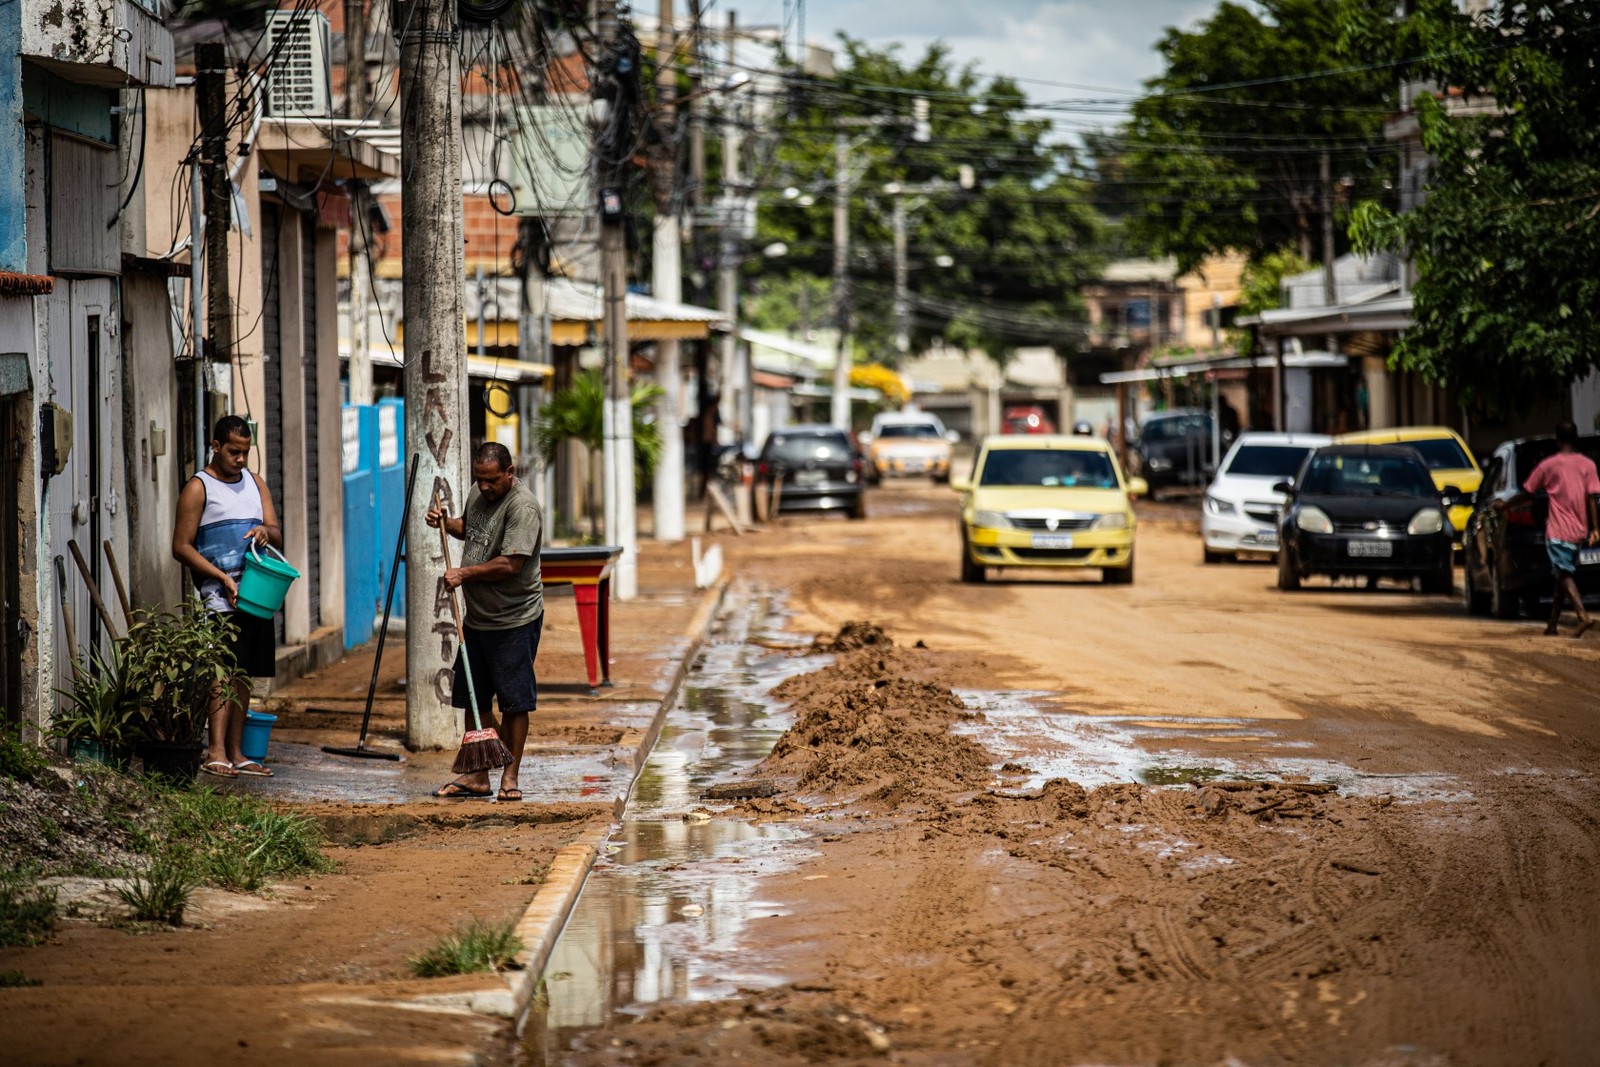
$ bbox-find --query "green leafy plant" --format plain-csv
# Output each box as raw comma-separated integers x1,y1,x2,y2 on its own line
534,369,664,540
0,869,58,947
0,725,49,784
120,602,249,746
409,917,524,978
156,786,332,891
51,645,136,755
0,969,41,987
116,857,198,926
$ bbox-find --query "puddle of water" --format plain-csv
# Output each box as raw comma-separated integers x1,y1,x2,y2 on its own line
523,585,824,1063
958,689,1471,802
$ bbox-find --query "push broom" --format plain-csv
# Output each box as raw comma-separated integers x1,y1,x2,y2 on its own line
434,488,513,776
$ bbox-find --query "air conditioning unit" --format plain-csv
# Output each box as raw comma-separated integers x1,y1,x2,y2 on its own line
263,9,332,118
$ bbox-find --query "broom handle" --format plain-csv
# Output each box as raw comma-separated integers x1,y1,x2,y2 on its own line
432,488,484,733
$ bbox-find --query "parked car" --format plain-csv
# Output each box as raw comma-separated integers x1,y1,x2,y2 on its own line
1134,410,1227,498
1335,426,1481,538
951,435,1147,584
859,411,957,484
1462,433,1600,618
1201,432,1331,562
1276,444,1464,593
1003,404,1056,435
754,425,867,520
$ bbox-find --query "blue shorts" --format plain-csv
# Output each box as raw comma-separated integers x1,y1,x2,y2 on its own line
451,615,542,718
1548,540,1579,576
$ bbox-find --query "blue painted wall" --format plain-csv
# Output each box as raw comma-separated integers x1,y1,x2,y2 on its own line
0,5,25,272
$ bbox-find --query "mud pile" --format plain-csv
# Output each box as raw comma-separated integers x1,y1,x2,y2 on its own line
811,619,892,652
758,632,993,805
562,993,891,1064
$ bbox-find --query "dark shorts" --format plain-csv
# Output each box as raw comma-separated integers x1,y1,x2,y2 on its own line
222,609,277,678
451,615,542,718
1548,539,1579,576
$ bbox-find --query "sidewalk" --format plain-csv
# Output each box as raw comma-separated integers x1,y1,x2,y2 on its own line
1,539,728,1067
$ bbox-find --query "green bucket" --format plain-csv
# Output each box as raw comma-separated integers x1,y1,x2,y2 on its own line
236,543,299,619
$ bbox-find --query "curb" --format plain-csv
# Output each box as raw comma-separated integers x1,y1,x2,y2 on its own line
410,573,734,1022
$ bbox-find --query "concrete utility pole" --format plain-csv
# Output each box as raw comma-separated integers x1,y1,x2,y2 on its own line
1320,150,1338,356
397,0,468,749
345,0,374,406
596,0,638,599
891,190,909,357
196,42,232,376
516,216,549,511
830,130,851,430
718,11,747,450
650,0,685,543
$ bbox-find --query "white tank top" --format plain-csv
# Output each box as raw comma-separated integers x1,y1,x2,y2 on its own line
192,469,264,613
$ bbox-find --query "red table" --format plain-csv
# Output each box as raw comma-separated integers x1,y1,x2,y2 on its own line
541,545,622,695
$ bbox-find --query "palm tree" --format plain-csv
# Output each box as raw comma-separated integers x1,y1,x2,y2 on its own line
533,369,664,539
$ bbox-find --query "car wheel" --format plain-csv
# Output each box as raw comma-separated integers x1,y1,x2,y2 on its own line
1277,546,1301,591
1422,560,1453,596
849,494,867,521
1488,555,1519,619
1102,552,1135,585
1464,554,1491,615
1203,546,1226,565
959,537,986,584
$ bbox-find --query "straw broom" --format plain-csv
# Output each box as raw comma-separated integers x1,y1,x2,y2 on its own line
434,489,513,775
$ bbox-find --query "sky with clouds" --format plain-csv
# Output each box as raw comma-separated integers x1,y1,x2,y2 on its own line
724,0,1221,122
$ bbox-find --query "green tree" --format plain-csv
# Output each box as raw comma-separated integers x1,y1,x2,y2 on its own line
1230,247,1311,359
1100,0,1394,273
1345,0,1600,414
753,39,1103,362
533,370,663,539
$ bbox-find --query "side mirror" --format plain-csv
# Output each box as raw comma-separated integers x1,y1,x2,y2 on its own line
1272,480,1294,495
1127,476,1149,498
945,430,960,444
949,476,971,493
1441,485,1471,506
858,432,873,445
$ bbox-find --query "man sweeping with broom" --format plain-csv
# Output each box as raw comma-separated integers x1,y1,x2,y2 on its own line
427,442,544,801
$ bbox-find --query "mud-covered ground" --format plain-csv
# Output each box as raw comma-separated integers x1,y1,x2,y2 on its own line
547,484,1600,1067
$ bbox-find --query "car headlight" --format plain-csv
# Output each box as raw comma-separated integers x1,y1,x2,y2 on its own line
1147,456,1173,472
972,510,1010,529
1408,507,1445,535
1295,505,1333,534
1203,494,1236,516
1092,512,1129,531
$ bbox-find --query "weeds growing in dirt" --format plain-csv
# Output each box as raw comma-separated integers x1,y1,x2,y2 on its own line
0,726,48,785
0,869,58,946
152,785,333,891
116,858,199,926
0,969,42,987
409,917,524,977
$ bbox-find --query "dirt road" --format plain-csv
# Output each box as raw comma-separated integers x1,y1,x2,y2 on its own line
546,484,1600,1066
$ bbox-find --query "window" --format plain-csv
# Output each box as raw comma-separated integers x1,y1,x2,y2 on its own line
979,449,1118,489
878,423,941,440
1405,436,1473,470
766,433,851,464
1224,445,1313,478
1300,454,1434,496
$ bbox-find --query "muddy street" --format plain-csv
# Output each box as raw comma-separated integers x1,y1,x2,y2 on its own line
529,484,1600,1067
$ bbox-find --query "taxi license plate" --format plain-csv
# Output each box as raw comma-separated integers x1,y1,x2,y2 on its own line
1256,529,1278,547
1580,548,1600,566
1348,540,1392,558
1032,534,1074,549
792,469,825,487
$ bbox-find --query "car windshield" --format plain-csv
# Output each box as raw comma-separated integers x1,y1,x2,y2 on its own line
1299,453,1435,496
1225,445,1314,478
1143,415,1209,441
766,434,851,464
978,449,1118,489
879,424,941,439
1403,436,1474,470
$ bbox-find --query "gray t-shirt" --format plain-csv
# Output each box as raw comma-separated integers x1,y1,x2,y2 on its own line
459,480,543,629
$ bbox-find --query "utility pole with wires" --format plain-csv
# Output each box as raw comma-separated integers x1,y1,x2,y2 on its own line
345,0,374,406
596,0,638,599
397,0,469,749
1319,149,1339,358
830,129,850,430
196,42,233,405
649,0,685,543
717,11,749,454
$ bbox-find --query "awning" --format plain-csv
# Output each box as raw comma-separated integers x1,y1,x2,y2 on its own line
1239,294,1413,336
739,327,834,367
257,118,400,183
1100,350,1347,385
395,276,731,344
340,346,553,383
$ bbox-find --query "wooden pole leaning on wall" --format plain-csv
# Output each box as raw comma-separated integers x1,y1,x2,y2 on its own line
101,539,132,625
67,540,121,642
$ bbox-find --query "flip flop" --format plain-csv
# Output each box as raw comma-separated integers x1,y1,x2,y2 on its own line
432,782,493,799
233,761,273,777
497,787,524,802
1577,618,1595,639
201,760,238,779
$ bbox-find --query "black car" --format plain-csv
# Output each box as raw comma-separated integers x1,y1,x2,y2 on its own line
755,425,867,520
1134,410,1227,498
1276,444,1465,593
1462,433,1600,618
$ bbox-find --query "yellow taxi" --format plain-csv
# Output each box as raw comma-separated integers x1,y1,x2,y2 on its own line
951,435,1147,584
1334,426,1481,536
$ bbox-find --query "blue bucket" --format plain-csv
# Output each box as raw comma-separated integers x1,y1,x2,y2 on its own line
240,710,278,764
236,543,299,619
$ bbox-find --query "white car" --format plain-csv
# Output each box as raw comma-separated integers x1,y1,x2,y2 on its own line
1201,432,1331,562
859,411,960,484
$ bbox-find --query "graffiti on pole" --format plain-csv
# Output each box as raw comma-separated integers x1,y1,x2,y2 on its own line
421,345,459,704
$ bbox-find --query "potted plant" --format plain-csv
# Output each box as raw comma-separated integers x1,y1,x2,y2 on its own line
122,601,249,785
50,646,134,768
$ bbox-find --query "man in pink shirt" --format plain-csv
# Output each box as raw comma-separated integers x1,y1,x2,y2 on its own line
1507,420,1600,636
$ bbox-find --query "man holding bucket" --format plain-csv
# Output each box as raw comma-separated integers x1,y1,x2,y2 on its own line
172,415,284,779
